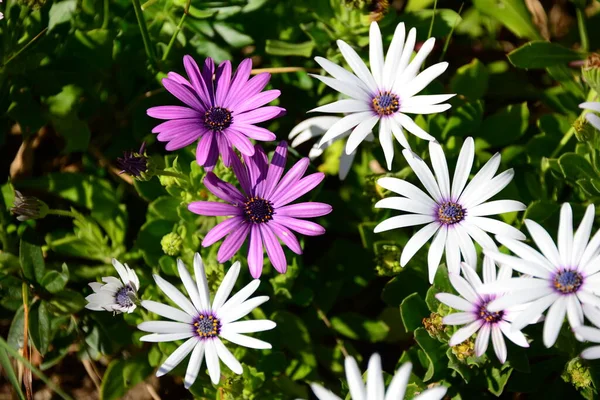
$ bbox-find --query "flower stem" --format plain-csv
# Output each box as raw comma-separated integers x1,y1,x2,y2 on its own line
315,305,349,358
1,28,48,68
47,209,79,219
427,0,438,40
440,2,464,62
551,90,597,158
576,7,589,53
102,0,110,29
250,67,320,75
131,0,157,69
162,0,191,61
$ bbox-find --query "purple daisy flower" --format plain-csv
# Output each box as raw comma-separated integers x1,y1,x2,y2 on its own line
147,55,285,170
188,141,332,278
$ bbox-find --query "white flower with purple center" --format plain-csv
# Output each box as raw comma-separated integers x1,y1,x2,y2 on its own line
374,137,526,282
309,21,454,170
85,259,140,314
309,354,447,400
436,260,529,363
138,253,276,387
574,305,600,359
580,102,600,131
482,203,600,347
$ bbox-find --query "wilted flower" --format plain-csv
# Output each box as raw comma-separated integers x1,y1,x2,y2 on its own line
10,191,49,221
582,54,600,93
147,56,285,170
139,254,276,387
85,259,140,314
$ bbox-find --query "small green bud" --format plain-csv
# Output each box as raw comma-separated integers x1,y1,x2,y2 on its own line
160,232,183,256
10,191,49,221
451,339,475,362
562,358,592,390
582,53,600,94
374,243,402,276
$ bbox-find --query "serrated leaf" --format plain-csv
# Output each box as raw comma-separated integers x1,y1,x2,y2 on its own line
508,41,585,69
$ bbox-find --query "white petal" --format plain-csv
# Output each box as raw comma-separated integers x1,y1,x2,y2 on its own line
498,321,529,347
586,113,600,131
212,261,240,312
543,296,567,347
445,229,461,275
193,253,212,312
400,104,452,115
389,118,411,149
374,197,435,215
509,293,559,330
141,300,194,323
337,39,378,91
289,116,340,140
460,261,483,289
573,204,595,267
401,62,449,98
475,323,491,357
374,214,435,233
582,345,600,359
495,236,556,272
339,148,356,180
458,152,501,204
576,325,600,342
345,115,380,154
205,340,221,384
224,320,276,334
463,169,515,209
214,338,243,374
395,37,436,85
400,222,439,266
558,203,573,267
436,293,475,312
219,279,261,316
469,217,526,240
468,200,526,217
566,294,584,329
156,337,197,377
220,296,269,324
311,74,370,102
487,287,554,312
455,226,477,270
583,303,600,327
580,101,600,113
395,114,436,142
443,312,477,325
382,23,406,89
220,331,272,349
310,99,371,114
385,362,411,400
449,273,479,303
314,56,371,93
376,177,436,208
184,342,205,389
402,149,443,202
319,112,374,146
582,253,600,276
112,259,129,286
394,28,416,82
178,259,204,313
524,219,561,267
138,321,191,334
366,354,384,400
140,332,194,342
379,117,394,169
428,141,450,200
482,255,497,284
479,277,550,294
450,137,475,200
491,325,507,363
463,223,498,253
449,320,483,346
414,386,448,400
369,22,384,88
577,291,600,308
153,274,198,317
428,226,448,283
310,384,343,400
344,356,367,400
401,94,456,108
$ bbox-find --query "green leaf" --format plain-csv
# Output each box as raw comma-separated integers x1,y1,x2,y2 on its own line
522,200,560,223
7,307,24,350
508,41,585,69
148,197,182,222
558,153,596,180
29,301,51,355
480,102,529,147
414,327,447,381
0,347,26,400
213,23,253,48
137,220,174,266
122,354,153,389
100,359,126,400
50,114,92,153
48,290,86,315
330,312,390,342
400,293,429,331
442,101,484,138
265,40,315,57
40,263,69,294
401,9,463,40
485,365,513,396
20,238,45,283
450,59,489,100
472,0,543,40
48,0,77,31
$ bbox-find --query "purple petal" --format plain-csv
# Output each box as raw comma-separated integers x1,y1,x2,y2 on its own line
227,73,271,110
262,141,288,199
234,106,286,125
167,71,192,87
154,119,204,139
217,223,250,263
215,60,232,105
261,225,287,274
147,106,200,120
269,221,302,255
231,123,276,141
162,78,204,111
217,134,233,167
274,172,325,207
183,55,212,108
204,172,245,205
225,129,255,156
235,90,281,114
164,129,202,151
196,131,214,166
231,153,252,195
223,58,253,108
274,216,325,236
188,201,241,216
248,225,264,278
204,140,220,171
202,217,244,247
277,202,332,218
243,145,268,197
202,57,215,103
270,157,309,203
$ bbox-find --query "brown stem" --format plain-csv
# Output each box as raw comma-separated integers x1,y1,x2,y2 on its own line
250,67,320,75
314,305,349,358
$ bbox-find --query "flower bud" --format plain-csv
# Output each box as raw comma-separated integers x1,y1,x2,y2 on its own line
451,339,475,362
423,312,447,341
582,53,600,94
10,191,49,221
562,358,592,390
161,232,183,256
116,142,154,181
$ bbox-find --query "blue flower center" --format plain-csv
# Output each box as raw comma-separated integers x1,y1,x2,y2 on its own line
194,314,221,338
204,106,232,132
437,201,466,225
553,270,582,294
478,302,504,324
372,91,400,116
244,197,274,224
115,286,135,308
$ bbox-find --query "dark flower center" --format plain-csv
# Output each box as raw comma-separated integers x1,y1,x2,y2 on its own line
194,314,221,338
244,197,274,224
115,286,135,308
437,201,466,225
478,302,504,324
553,270,583,294
372,91,400,116
204,106,232,132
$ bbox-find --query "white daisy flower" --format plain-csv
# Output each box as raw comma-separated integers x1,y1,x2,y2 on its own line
309,21,454,170
288,116,374,180
436,259,529,363
374,137,526,282
138,253,276,387
574,306,600,359
85,259,139,314
482,203,600,348
309,354,447,400
579,102,600,131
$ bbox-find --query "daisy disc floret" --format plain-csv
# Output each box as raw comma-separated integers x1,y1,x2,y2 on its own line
482,203,600,348
579,102,600,131
309,354,447,400
138,254,276,387
147,56,285,170
188,141,332,278
373,137,526,282
436,259,529,363
309,21,454,169
85,259,139,314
